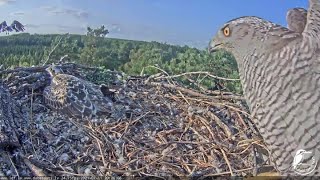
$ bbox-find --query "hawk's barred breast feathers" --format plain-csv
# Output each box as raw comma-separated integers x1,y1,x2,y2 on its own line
209,0,320,175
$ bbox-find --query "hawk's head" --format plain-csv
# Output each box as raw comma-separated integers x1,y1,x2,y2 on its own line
208,16,298,64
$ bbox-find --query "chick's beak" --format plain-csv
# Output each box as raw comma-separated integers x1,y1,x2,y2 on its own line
208,39,222,54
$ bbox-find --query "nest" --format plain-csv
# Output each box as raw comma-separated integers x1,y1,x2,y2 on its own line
0,62,273,177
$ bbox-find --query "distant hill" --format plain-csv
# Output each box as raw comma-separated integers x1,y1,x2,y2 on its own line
0,33,241,93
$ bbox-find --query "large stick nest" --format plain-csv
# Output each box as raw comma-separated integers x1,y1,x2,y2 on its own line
0,62,273,177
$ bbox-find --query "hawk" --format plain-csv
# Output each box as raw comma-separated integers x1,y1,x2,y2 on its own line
209,0,320,176
0,20,25,34
286,8,307,33
43,64,113,119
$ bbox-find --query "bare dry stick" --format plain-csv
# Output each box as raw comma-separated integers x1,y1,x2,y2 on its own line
220,148,234,176
58,55,69,64
206,111,233,139
196,115,218,142
146,65,170,76
95,137,106,167
42,37,63,66
149,82,244,101
23,157,47,176
5,152,19,177
146,65,176,86
120,112,150,138
186,76,207,92
147,65,192,104
155,71,240,81
29,88,34,123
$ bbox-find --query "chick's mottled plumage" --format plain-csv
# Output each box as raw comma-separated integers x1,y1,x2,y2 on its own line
209,0,320,175
43,65,113,118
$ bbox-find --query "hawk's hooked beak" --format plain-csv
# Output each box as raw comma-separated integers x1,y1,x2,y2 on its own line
208,40,223,54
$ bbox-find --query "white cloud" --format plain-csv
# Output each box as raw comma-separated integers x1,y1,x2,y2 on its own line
0,0,15,6
40,6,89,19
40,6,56,11
56,24,86,32
109,24,121,33
24,23,85,34
24,24,40,28
10,11,25,16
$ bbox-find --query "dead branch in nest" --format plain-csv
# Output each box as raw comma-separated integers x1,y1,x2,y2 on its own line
0,59,271,177
148,81,244,101
154,71,240,81
42,36,63,66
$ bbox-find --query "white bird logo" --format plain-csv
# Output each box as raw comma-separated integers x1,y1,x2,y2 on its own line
292,149,317,175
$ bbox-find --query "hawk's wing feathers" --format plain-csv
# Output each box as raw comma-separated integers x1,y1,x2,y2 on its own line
303,0,320,44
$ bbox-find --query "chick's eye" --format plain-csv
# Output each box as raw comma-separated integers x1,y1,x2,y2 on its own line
223,27,230,37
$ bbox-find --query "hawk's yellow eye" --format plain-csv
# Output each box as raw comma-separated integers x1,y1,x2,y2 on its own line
223,27,230,37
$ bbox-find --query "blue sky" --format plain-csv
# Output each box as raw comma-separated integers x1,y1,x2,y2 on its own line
1,0,308,49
